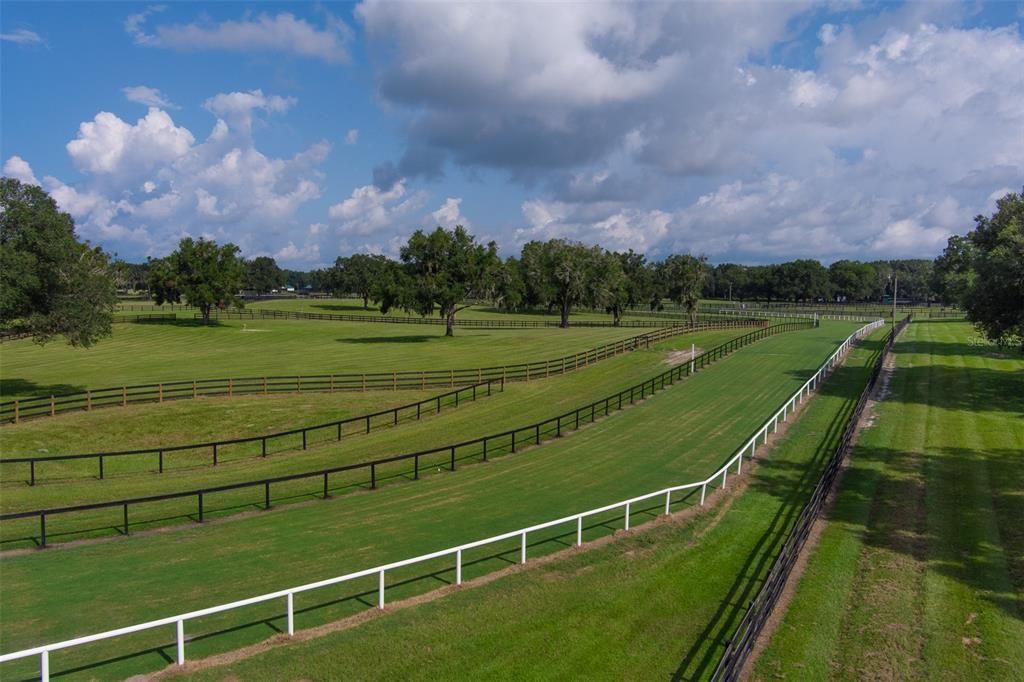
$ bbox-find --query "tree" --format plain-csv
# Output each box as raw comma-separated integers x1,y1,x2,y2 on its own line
829,260,876,302
606,250,655,326
149,237,245,323
932,235,976,306
329,254,390,309
521,239,607,327
959,189,1023,346
661,254,709,324
0,178,117,347
493,257,526,312
395,225,499,336
245,256,285,294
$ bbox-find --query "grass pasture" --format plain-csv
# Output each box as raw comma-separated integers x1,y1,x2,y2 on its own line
753,320,1024,681
0,322,866,679
0,318,635,401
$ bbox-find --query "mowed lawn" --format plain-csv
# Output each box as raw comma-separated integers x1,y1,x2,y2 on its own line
0,323,862,679
0,328,748,520
173,328,891,682
754,321,1024,681
0,318,635,400
248,297,617,322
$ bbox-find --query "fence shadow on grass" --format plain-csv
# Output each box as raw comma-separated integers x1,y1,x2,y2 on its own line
336,335,435,344
0,379,85,401
670,373,860,681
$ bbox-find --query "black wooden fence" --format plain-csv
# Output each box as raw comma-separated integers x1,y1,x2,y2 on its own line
709,316,912,681
2,380,503,485
1,319,764,423
0,320,814,547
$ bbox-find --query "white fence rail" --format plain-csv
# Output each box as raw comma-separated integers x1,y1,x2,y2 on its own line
0,320,884,681
715,308,879,323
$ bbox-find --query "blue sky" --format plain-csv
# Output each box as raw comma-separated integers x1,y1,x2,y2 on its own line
2,1,1022,267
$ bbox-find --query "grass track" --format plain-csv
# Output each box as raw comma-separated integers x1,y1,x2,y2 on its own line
753,321,1024,681
164,328,891,682
0,322,861,679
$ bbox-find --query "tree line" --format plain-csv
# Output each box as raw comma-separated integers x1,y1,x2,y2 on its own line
3,177,1020,346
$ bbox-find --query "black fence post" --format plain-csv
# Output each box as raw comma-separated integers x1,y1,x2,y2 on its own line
213,444,218,466
436,397,441,414
302,430,307,450
30,460,35,486
99,455,104,480
123,503,129,535
265,482,271,509
198,493,204,522
366,416,371,434
512,431,517,453
535,424,541,445
337,423,342,441
371,463,377,489
414,454,420,480
323,473,329,498
40,512,46,548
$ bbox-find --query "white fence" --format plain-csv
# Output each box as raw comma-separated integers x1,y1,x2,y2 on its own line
0,320,884,681
715,308,880,323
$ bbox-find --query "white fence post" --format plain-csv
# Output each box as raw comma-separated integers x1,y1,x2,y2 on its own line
40,651,48,682
176,619,185,665
287,593,294,636
722,468,727,488
456,550,463,585
624,503,631,530
664,491,671,515
700,483,706,505
577,517,583,546
520,532,527,564
378,570,385,609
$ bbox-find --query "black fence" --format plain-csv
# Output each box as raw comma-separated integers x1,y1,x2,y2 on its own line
1,319,763,423
0,320,815,548
709,315,912,681
2,380,503,485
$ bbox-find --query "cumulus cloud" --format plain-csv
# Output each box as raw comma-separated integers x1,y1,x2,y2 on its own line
126,7,351,63
356,1,1023,261
203,89,296,134
123,85,176,109
429,197,470,229
3,156,39,185
328,180,426,235
11,94,329,261
344,129,359,145
0,28,45,45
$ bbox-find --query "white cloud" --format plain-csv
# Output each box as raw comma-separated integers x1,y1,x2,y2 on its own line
123,85,176,109
3,156,40,185
328,179,426,235
429,197,470,228
203,89,296,135
274,241,320,262
345,129,359,145
126,9,351,63
66,107,194,177
0,29,44,45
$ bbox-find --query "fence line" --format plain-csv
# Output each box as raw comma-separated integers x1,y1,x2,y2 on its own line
0,320,884,681
0,380,503,485
709,316,911,681
0,321,814,546
1,319,764,423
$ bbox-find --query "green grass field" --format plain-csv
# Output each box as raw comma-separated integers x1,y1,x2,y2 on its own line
0,321,863,679
168,327,890,682
753,321,1024,681
0,318,635,400
0,328,747,520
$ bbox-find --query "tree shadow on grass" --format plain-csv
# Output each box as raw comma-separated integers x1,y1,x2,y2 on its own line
0,379,85,400
336,335,435,344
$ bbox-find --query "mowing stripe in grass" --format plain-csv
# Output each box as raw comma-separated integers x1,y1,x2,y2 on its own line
752,321,1024,681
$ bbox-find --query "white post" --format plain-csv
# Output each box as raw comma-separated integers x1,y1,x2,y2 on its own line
41,651,49,682
737,454,742,475
577,516,583,545
176,619,185,665
624,503,631,530
773,416,778,434
378,570,385,609
700,483,706,505
763,426,768,445
690,343,695,374
722,468,728,488
520,532,528,564
287,593,294,635
782,403,787,421
456,550,463,585
664,491,671,515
